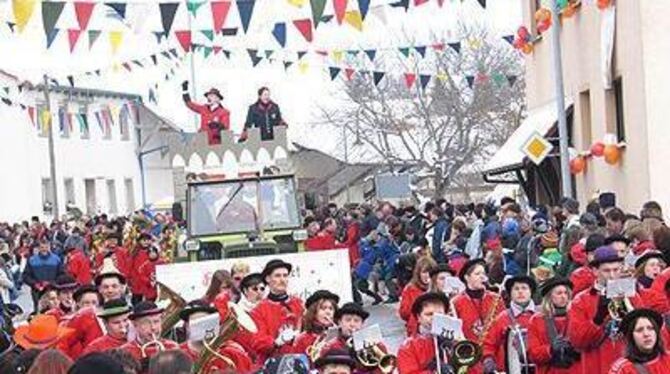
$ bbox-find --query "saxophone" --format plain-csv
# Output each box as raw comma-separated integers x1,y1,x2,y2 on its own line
478,288,503,345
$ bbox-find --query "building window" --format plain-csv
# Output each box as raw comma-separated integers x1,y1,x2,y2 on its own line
579,89,592,148
36,104,48,137
124,178,135,213
59,105,70,139
41,178,54,214
613,78,625,142
79,108,90,139
107,179,117,214
64,178,75,206
120,107,130,141
84,179,96,214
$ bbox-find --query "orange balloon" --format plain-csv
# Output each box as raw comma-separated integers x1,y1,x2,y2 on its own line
563,4,577,18
590,142,605,157
597,0,611,10
535,8,552,23
521,43,534,55
570,156,586,174
603,145,620,165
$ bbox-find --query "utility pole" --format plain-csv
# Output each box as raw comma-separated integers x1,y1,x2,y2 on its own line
342,126,351,204
550,0,573,198
43,75,60,219
186,7,198,132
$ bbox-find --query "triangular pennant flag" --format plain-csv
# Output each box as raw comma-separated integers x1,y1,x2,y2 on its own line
364,49,376,62
6,21,16,33
95,69,101,76
122,62,132,72
432,43,445,51
211,1,232,32
236,0,255,33
491,72,505,86
46,28,60,49
344,68,355,81
419,74,431,90
465,76,475,89
108,31,123,54
67,75,75,87
221,27,238,36
132,60,144,68
159,3,180,35
265,50,274,59
203,46,213,58
404,73,416,89
293,19,313,42
315,50,328,56
169,48,179,58
333,0,348,25
344,11,363,32
74,2,95,30
415,46,427,58
175,30,192,52
151,54,157,65
373,71,385,86
310,0,327,28
358,0,371,19
247,49,262,66
153,31,166,43
415,0,429,6
201,29,214,41
287,0,307,7
297,51,308,60
88,29,101,49
187,0,206,16
448,42,461,54
321,15,334,23
477,0,486,9
2,87,8,95
68,112,74,131
389,0,410,11
332,50,343,62
272,22,286,47
399,47,410,58
77,113,89,132
346,50,359,57
41,109,52,130
42,1,65,41
161,51,171,60
502,35,515,46
283,61,294,70
67,29,82,52
58,107,66,131
13,0,37,33
104,3,127,19
507,75,518,87
28,107,36,127
329,67,341,81
148,88,157,103
298,61,309,74
213,46,222,54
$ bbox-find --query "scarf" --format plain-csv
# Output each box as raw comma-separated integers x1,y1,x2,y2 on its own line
418,324,431,337
465,288,485,299
510,300,536,318
638,275,654,289
268,292,289,303
553,306,568,317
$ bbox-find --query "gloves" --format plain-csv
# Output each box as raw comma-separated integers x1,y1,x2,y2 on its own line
483,357,497,374
274,328,297,347
550,337,580,368
181,80,189,92
593,295,609,325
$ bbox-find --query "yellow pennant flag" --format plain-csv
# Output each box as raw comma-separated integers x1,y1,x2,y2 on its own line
468,38,482,50
298,61,309,74
109,31,123,54
436,71,449,82
112,62,121,73
344,11,363,32
332,50,343,63
287,0,306,7
40,109,51,131
13,0,37,33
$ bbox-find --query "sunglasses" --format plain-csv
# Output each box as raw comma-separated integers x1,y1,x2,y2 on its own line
251,285,266,292
233,276,243,282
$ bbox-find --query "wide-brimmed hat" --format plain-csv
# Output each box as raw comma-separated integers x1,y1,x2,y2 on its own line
94,258,127,286
13,315,74,349
411,292,449,317
430,264,455,277
539,277,573,298
620,308,663,337
635,250,665,269
240,272,263,290
261,259,292,281
585,234,606,253
314,348,356,369
179,300,217,322
590,246,623,267
73,284,99,302
604,235,631,246
97,298,132,319
204,88,223,100
540,232,559,248
305,290,340,310
129,301,164,320
458,258,487,283
53,274,78,291
504,275,537,295
334,302,369,322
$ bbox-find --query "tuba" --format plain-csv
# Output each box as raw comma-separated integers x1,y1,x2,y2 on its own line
193,302,257,373
157,282,188,338
355,342,397,374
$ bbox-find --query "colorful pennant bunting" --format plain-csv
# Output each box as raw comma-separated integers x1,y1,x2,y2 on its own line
88,30,101,49
404,73,416,89
333,0,348,25
105,2,127,19
310,0,327,28
272,22,287,47
175,30,192,52
358,0,371,20
344,11,363,32
236,0,255,33
419,74,431,89
13,0,36,33
42,2,65,41
187,1,206,16
159,3,180,35
67,29,82,52
108,31,123,54
329,67,341,80
373,71,385,86
74,2,95,30
293,19,313,42
211,1,232,32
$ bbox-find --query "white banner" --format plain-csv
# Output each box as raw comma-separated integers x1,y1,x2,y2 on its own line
156,249,353,303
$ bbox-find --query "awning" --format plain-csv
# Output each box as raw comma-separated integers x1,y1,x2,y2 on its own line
482,98,574,176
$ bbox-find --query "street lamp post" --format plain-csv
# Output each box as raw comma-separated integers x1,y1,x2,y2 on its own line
42,75,60,219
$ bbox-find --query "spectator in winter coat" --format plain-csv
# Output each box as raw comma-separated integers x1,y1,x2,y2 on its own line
427,207,449,264
0,257,14,304
353,235,383,305
23,237,63,311
305,218,342,251
241,87,287,142
63,227,88,256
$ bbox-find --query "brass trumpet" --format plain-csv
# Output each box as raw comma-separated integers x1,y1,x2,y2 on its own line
355,342,397,374
450,340,482,370
140,334,166,358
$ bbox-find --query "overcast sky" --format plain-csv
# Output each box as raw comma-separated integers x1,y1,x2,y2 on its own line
0,0,521,155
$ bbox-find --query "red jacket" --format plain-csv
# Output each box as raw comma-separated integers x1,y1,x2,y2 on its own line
397,334,437,374
651,268,670,312
527,312,578,374
399,284,425,337
345,223,361,268
180,341,254,373
58,307,104,359
184,100,230,145
292,330,320,358
482,308,534,371
121,338,179,363
305,231,342,251
609,355,670,374
130,251,165,301
66,249,92,285
570,266,596,295
45,306,73,324
83,334,127,355
249,296,304,363
567,288,643,374
95,245,132,278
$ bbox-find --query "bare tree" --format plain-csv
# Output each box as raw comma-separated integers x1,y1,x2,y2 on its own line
316,25,525,199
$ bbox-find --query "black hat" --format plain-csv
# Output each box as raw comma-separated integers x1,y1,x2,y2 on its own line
411,292,450,317
240,272,263,290
430,264,455,277
334,302,369,322
590,246,623,267
204,88,223,100
261,259,293,281
604,235,631,246
54,274,78,291
68,352,126,374
305,290,340,310
504,275,537,295
314,348,356,369
129,301,164,320
585,233,606,253
179,300,217,322
599,192,617,210
104,232,121,241
73,285,99,302
97,298,132,319
620,308,663,337
539,277,573,298
458,258,487,283
635,250,665,269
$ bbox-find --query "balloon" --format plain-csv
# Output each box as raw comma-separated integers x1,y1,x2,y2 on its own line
513,37,524,49
535,8,552,24
603,145,621,165
597,0,611,10
570,156,586,174
590,142,605,157
537,20,551,34
517,26,530,41
563,4,577,18
521,43,534,55
557,0,569,9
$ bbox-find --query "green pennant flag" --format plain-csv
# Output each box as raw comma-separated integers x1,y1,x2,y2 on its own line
88,30,101,50
491,72,506,86
42,2,66,41
200,29,214,41
203,46,213,58
2,87,9,95
399,47,410,57
310,0,327,28
187,1,206,16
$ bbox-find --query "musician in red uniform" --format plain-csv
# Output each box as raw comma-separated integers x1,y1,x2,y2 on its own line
131,242,165,303
121,301,180,367
181,81,230,145
64,244,92,285
568,246,645,374
609,309,670,374
45,274,79,323
178,299,253,373
399,257,436,337
315,348,357,374
633,250,669,314
249,259,304,363
570,234,603,294
293,290,340,360
452,259,504,374
129,232,153,304
72,284,101,311
94,233,132,279
528,277,581,374
482,275,537,374
83,298,131,354
397,292,451,374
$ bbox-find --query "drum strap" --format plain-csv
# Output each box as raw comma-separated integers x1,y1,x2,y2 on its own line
543,315,559,341
633,363,650,374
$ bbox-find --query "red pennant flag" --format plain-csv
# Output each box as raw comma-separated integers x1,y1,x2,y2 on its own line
437,0,446,6
211,1,232,32
74,2,95,30
293,19,313,42
404,73,416,89
415,0,430,6
67,29,82,52
344,68,355,81
432,43,445,51
213,46,222,55
28,107,36,127
333,0,348,25
122,62,132,72
174,30,192,52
